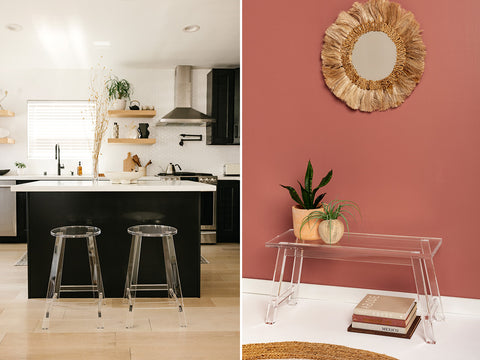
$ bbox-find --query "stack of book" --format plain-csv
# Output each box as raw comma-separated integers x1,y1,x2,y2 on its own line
347,294,420,339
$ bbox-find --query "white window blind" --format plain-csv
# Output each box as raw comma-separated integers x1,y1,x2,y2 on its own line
28,100,95,160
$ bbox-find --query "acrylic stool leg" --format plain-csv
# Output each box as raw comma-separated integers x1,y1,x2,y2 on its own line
125,235,142,329
123,234,138,301
42,235,66,330
163,235,187,327
87,236,104,330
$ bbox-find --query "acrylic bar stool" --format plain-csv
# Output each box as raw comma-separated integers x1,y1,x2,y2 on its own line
124,224,186,328
42,225,105,330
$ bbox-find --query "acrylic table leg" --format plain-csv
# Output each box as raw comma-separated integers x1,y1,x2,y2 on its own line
287,248,304,305
42,235,65,330
420,240,445,321
266,247,291,325
411,256,436,344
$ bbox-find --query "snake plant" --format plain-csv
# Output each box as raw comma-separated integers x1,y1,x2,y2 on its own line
281,160,333,209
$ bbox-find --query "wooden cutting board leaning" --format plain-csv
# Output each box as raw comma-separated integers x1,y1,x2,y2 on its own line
123,152,136,172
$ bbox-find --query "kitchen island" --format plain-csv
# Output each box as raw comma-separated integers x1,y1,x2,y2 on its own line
11,180,216,298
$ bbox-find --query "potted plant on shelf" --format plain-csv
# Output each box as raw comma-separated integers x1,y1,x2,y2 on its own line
15,161,26,175
301,200,360,244
281,161,332,240
106,77,132,110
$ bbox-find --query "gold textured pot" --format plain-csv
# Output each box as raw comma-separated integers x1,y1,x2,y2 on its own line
318,219,344,244
292,206,323,241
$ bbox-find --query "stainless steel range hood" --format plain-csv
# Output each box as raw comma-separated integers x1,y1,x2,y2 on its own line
156,65,214,126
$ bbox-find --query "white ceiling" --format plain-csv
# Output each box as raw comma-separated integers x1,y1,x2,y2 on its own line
0,0,240,70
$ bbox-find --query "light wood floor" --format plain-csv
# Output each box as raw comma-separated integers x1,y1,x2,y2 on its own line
0,243,240,359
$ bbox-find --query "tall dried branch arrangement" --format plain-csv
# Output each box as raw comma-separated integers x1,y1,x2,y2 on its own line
321,0,426,112
89,64,111,174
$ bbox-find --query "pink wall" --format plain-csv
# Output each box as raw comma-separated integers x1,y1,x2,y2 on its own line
242,0,480,298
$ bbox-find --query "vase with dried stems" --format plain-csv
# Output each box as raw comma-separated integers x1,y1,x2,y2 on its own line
89,63,111,184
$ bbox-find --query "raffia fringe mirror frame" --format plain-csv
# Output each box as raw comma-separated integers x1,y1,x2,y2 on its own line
321,0,426,112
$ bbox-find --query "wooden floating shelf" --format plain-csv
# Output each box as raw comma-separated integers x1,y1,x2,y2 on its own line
0,110,15,117
107,138,156,145
108,110,156,118
0,137,15,144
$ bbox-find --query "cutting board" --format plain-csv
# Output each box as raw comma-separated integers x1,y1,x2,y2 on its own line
123,152,136,172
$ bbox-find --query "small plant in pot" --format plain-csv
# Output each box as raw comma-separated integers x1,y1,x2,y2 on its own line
281,161,332,240
15,161,26,175
106,77,132,110
301,200,360,244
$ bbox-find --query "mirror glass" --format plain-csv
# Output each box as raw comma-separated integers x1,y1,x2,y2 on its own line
351,31,397,81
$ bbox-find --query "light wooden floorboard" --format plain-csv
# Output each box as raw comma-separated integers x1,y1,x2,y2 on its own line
0,243,240,359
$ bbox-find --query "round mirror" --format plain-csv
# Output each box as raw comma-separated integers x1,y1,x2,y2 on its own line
321,0,426,112
351,31,397,81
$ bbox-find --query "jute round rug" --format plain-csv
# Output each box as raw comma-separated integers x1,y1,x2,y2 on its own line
242,341,398,360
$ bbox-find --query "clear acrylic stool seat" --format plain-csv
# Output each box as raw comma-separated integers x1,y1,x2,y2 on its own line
42,225,105,330
124,224,186,328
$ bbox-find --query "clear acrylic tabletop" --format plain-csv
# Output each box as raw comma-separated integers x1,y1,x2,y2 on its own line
266,229,442,266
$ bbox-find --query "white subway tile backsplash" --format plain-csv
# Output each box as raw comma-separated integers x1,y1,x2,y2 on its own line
0,67,239,177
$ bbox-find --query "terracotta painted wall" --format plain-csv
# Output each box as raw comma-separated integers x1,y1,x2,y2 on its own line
242,0,480,298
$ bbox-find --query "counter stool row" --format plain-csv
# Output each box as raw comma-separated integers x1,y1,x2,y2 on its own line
41,224,186,330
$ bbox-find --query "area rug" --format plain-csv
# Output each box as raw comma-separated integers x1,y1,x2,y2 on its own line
14,252,27,266
242,342,398,360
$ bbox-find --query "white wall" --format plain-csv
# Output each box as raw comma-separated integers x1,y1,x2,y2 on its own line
0,67,239,176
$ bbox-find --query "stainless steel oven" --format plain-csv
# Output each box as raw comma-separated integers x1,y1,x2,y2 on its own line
156,172,217,244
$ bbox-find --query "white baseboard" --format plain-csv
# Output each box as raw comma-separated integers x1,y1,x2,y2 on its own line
242,278,480,317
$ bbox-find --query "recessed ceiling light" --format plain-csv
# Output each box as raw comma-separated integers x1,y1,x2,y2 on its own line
183,25,200,33
6,23,23,32
93,41,111,47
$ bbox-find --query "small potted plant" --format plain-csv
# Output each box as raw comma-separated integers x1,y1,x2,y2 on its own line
15,161,26,175
301,200,360,244
106,77,132,110
281,161,332,240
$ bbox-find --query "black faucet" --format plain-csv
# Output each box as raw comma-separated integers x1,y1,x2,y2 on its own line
54,144,64,176
173,163,182,174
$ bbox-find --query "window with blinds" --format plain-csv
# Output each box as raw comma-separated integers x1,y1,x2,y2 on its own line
28,100,95,160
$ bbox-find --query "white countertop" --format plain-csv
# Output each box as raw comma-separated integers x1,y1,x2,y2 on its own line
217,176,241,181
1,175,240,181
0,174,99,181
10,180,216,192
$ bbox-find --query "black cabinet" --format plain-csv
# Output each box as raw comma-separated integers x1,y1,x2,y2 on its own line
216,180,240,243
206,68,240,145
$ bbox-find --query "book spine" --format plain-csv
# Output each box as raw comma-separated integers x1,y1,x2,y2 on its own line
351,321,409,334
352,309,406,320
352,314,408,327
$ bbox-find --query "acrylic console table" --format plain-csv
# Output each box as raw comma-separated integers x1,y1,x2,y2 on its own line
265,229,445,344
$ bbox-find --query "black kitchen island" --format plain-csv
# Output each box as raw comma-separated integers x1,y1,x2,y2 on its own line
11,180,216,298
